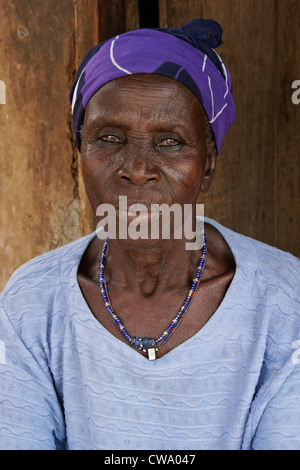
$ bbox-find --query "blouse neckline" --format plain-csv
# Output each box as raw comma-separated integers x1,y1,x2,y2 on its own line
61,218,258,368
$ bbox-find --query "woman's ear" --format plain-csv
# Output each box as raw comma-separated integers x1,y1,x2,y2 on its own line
200,140,218,193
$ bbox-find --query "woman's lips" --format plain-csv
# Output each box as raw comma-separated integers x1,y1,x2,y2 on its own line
116,206,154,223
114,195,166,220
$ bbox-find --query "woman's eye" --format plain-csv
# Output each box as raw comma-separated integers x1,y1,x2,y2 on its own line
99,135,121,144
159,138,180,147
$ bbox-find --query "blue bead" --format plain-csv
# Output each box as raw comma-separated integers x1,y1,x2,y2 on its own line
142,338,156,349
131,336,143,350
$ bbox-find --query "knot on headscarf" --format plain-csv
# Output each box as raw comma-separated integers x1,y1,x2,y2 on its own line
157,19,224,79
160,18,222,49
70,19,235,154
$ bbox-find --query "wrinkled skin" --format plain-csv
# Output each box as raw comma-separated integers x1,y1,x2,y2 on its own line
77,74,235,358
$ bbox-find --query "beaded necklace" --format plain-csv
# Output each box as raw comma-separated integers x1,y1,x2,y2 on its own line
99,230,207,360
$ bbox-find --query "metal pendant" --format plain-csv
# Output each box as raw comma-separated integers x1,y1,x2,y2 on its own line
147,348,156,360
131,336,157,360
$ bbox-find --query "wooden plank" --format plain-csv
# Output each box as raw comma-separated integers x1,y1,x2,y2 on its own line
274,0,300,255
74,0,100,235
0,0,81,290
98,0,139,41
75,0,100,67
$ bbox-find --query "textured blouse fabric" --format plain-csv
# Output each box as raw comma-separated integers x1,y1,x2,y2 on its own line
1,219,300,450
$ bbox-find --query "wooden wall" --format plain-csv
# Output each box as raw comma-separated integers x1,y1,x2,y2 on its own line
0,0,299,291
0,0,80,290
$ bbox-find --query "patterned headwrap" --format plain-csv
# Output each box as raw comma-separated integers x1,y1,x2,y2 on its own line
70,19,235,154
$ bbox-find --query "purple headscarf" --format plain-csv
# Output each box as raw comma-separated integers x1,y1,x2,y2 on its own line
70,19,235,154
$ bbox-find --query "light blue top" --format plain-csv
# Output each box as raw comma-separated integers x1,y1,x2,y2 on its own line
1,219,300,450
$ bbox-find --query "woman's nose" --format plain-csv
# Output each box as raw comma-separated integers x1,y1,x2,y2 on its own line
117,154,161,186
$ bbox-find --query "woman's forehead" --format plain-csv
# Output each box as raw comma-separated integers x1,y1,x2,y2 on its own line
85,74,206,126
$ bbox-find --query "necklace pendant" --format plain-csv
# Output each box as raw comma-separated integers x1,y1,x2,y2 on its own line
147,348,156,361
131,337,157,359
142,338,156,360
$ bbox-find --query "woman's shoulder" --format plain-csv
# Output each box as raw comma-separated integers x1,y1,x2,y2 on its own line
206,217,300,301
0,232,96,303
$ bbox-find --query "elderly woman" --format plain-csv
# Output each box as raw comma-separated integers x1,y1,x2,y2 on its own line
1,19,300,451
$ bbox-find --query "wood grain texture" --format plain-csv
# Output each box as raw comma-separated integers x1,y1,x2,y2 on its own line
274,0,300,254
74,0,100,235
0,0,81,290
98,0,139,40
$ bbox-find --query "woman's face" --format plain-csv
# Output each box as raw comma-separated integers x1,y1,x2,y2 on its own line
80,74,216,245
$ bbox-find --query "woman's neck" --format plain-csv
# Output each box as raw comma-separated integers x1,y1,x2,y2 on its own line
104,238,200,297
78,222,235,299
